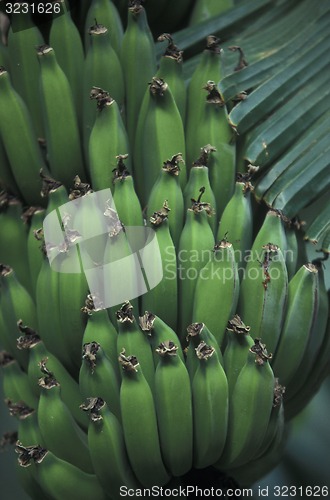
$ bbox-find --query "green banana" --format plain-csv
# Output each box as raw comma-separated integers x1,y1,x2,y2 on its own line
237,243,288,355
83,22,125,160
177,189,215,338
37,360,94,473
217,339,275,469
0,136,20,197
118,351,170,487
284,260,328,401
24,207,45,298
185,36,224,167
0,194,31,294
79,341,121,420
253,378,285,461
271,263,320,388
0,67,47,206
189,81,236,220
49,0,85,123
146,153,185,248
156,33,186,122
20,326,88,430
81,397,140,497
139,311,184,365
185,322,223,381
0,352,38,409
116,301,155,392
223,315,254,394
88,88,131,190
36,45,85,188
16,444,106,500
0,265,37,370
7,12,45,137
217,176,254,273
191,341,228,468
134,77,186,207
8,404,50,500
192,238,240,348
183,147,217,233
250,208,288,264
141,202,178,331
84,0,123,57
120,0,157,150
81,294,119,380
154,341,193,476
112,154,144,227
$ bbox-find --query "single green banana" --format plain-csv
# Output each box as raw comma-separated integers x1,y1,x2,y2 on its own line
118,351,170,487
284,290,330,421
0,194,31,294
20,327,88,430
0,352,38,409
189,81,236,220
0,67,47,206
284,260,328,401
146,154,185,248
217,339,275,470
0,265,37,370
84,0,123,57
189,0,234,25
102,213,140,323
112,154,144,227
253,378,285,461
192,239,240,348
223,315,254,394
24,207,45,298
237,243,288,356
8,404,50,500
185,36,224,167
177,189,215,338
83,23,125,161
116,301,155,392
156,33,186,122
154,341,193,477
81,294,119,380
16,444,106,500
49,0,85,124
36,45,85,188
37,360,94,473
134,77,186,207
217,177,254,273
79,341,121,420
191,341,228,468
35,246,73,373
185,322,223,381
81,397,140,497
120,0,157,150
141,203,178,331
88,88,131,190
7,12,45,137
271,263,320,388
250,209,288,265
139,311,184,366
55,241,89,375
183,147,217,233
0,135,21,196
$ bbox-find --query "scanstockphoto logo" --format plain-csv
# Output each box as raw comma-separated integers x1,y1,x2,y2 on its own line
0,1,74,32
43,189,163,310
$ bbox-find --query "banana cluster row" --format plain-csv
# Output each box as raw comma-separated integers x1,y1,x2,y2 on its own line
0,0,329,497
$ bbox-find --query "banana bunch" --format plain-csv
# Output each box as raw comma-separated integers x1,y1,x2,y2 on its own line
0,0,329,497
